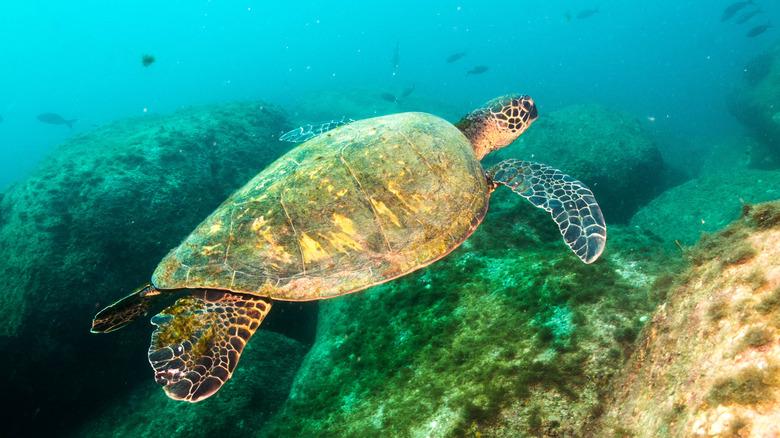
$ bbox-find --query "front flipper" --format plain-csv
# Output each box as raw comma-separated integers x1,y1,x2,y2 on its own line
92,284,177,333
279,117,355,143
147,289,272,402
486,159,607,263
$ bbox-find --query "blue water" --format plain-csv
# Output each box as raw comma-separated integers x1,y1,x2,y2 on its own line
0,0,776,190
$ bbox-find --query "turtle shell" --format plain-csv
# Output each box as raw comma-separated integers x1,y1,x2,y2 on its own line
152,112,489,300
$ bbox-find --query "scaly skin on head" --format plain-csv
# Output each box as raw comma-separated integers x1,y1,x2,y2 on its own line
455,95,538,160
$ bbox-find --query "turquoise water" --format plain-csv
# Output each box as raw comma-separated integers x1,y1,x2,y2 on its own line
0,1,777,190
1,2,779,437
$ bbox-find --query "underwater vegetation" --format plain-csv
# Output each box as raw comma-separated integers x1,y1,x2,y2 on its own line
254,190,683,437
598,201,780,437
3,88,779,436
0,101,293,437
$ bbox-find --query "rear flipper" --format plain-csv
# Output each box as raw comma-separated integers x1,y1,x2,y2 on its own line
147,289,272,402
486,159,607,263
91,284,176,333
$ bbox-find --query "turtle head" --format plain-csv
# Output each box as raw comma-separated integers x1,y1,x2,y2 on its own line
455,94,538,160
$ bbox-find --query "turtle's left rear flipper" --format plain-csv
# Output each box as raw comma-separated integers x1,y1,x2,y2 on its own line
147,289,272,402
92,284,174,333
487,159,607,263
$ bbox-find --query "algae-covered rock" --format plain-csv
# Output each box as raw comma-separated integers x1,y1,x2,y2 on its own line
630,169,780,246
485,104,665,223
728,40,780,163
0,101,293,437
257,187,683,437
74,331,307,438
596,201,780,437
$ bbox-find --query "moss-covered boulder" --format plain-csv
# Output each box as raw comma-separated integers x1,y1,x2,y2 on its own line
256,187,683,437
0,101,294,437
595,201,780,437
630,169,780,246
727,39,780,164
485,104,665,223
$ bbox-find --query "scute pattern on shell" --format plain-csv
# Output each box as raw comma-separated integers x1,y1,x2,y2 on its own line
153,113,490,300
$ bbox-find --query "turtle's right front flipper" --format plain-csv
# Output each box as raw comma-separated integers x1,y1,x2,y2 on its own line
487,159,607,264
92,284,175,333
148,289,271,402
279,117,355,143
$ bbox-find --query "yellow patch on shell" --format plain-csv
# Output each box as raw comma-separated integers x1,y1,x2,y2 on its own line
298,232,329,264
200,243,222,256
385,181,428,214
331,213,357,235
251,216,267,231
370,198,401,227
318,231,361,254
207,223,222,235
254,225,294,265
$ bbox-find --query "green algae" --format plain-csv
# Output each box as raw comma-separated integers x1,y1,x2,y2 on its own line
0,100,294,436
707,362,780,406
734,326,774,353
153,297,217,359
756,286,780,314
259,190,685,437
76,331,308,438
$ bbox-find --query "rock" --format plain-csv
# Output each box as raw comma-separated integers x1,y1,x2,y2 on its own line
727,40,780,165
595,201,780,438
485,104,665,223
74,331,308,438
630,169,780,246
0,101,294,437
257,190,683,437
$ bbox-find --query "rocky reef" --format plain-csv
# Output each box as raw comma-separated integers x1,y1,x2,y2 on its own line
630,169,780,246
254,188,682,437
597,201,780,437
75,331,307,437
0,101,295,437
486,104,666,223
3,95,779,437
728,39,780,167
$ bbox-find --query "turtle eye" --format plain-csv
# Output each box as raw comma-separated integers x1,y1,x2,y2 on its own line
521,97,538,121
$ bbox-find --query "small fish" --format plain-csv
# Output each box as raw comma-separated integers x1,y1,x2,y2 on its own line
380,93,398,103
577,7,599,19
400,85,415,99
391,42,399,69
446,51,467,63
736,8,761,24
747,21,771,37
141,54,155,67
37,113,77,129
467,65,489,76
722,0,753,22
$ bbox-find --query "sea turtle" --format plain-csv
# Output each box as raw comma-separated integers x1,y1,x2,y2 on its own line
91,94,606,402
